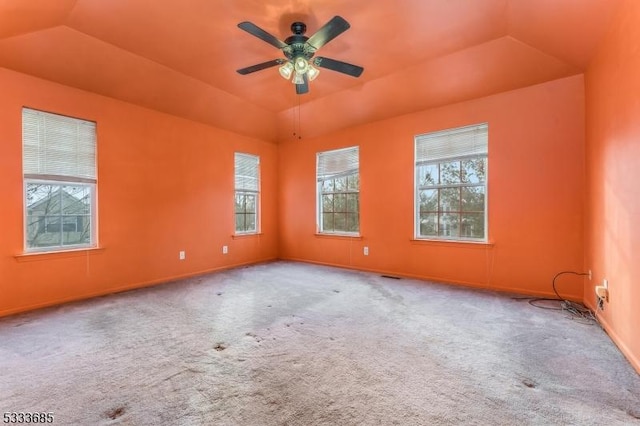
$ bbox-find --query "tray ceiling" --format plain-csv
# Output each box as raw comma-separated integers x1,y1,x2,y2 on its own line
0,0,620,141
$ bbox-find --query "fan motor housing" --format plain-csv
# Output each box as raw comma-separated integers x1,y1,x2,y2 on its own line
291,21,306,35
283,34,314,60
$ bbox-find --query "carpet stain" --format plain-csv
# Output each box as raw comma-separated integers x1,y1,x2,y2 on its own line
214,343,227,351
522,379,537,388
628,408,640,419
105,406,126,420
333,290,341,293
246,332,263,342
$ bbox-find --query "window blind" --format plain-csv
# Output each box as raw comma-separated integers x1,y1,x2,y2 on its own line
415,123,487,164
235,153,259,191
317,146,359,181
22,108,97,181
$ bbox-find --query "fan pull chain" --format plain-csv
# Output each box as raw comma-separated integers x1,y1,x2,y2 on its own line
297,96,302,139
292,87,296,138
292,90,302,140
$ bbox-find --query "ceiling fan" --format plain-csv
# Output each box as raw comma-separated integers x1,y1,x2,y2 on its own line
236,16,364,95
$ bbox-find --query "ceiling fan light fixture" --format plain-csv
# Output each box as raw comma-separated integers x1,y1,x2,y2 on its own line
307,65,320,81
278,62,294,80
294,56,309,74
292,71,305,85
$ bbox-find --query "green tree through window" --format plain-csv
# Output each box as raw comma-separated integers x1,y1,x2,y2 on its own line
317,146,359,234
234,153,260,233
415,124,488,241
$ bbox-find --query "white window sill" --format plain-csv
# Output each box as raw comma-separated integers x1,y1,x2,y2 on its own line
315,233,363,240
14,247,105,262
410,239,494,248
232,232,262,239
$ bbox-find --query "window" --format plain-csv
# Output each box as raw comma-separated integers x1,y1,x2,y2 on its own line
317,146,359,234
234,153,260,234
23,108,97,251
415,123,488,241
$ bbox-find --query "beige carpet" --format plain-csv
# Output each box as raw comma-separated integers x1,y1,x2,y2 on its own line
1,261,639,425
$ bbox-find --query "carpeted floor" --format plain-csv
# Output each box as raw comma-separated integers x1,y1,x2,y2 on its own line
1,261,639,425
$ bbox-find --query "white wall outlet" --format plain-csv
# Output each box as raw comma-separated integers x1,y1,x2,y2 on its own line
595,285,609,302
363,246,369,256
222,245,228,254
179,250,186,260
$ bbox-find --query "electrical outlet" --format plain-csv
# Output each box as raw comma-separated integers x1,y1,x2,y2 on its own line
597,297,604,311
222,245,228,254
179,250,185,260
363,246,369,256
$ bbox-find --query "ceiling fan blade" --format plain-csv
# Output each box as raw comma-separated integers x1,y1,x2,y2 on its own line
238,21,287,49
313,57,364,77
237,59,285,75
296,74,309,95
306,16,350,50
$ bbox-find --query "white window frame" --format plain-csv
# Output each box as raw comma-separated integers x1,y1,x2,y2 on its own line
234,152,260,234
22,108,97,252
414,123,488,242
316,146,360,235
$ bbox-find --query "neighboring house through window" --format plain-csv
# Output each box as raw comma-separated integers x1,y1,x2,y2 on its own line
23,108,97,251
234,153,260,233
317,146,360,234
415,123,488,241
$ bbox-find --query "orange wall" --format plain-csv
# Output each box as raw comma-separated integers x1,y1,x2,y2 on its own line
0,67,278,317
584,0,640,373
0,68,587,319
278,75,586,299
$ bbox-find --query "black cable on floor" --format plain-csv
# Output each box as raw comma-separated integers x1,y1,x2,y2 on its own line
514,271,598,325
